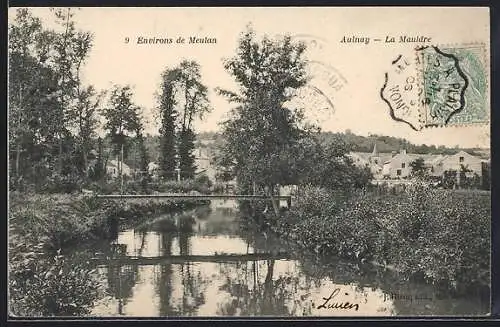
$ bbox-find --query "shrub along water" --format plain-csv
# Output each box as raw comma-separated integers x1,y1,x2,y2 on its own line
270,184,490,295
9,192,209,316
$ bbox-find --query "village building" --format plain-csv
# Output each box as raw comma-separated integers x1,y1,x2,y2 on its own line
349,144,488,182
439,151,483,177
106,160,132,178
194,146,216,181
147,162,160,179
382,149,412,179
349,144,392,179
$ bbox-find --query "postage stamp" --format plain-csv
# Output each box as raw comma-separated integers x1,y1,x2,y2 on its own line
381,44,489,130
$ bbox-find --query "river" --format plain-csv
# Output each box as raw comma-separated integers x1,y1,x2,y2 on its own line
74,200,488,317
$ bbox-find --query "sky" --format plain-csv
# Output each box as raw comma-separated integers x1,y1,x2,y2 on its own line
9,7,491,148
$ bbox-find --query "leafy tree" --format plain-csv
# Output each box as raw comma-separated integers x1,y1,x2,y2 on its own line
217,27,310,205
8,9,60,183
176,60,211,179
102,85,142,181
157,61,211,180
410,158,427,179
296,135,372,191
9,8,98,190
73,86,104,176
135,128,151,191
50,8,94,175
481,162,490,190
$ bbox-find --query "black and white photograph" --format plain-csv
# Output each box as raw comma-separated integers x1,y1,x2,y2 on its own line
7,6,491,317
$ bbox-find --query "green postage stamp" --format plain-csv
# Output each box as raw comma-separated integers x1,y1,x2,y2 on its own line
381,44,489,130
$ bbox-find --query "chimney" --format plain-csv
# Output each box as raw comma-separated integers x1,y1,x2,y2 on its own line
400,149,407,155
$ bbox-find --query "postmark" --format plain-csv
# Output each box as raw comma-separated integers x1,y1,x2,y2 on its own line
290,34,349,123
381,43,489,130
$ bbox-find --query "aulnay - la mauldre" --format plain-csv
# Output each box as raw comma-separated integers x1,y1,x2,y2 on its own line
340,35,431,45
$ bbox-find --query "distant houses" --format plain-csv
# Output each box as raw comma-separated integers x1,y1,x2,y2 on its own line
349,144,489,186
429,151,483,178
145,141,218,182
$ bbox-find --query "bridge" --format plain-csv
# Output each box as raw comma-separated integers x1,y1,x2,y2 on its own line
95,194,292,207
90,252,292,266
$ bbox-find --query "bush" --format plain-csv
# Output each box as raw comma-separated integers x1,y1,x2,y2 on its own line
9,192,209,316
212,182,225,194
272,184,490,294
153,179,211,194
9,246,100,316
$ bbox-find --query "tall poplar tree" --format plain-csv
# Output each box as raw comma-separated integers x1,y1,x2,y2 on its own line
177,60,211,179
157,68,180,180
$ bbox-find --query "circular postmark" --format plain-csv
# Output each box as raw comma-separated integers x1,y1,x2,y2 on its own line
285,85,336,124
380,49,425,130
289,34,349,124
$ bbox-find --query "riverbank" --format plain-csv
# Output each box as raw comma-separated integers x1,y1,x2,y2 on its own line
9,192,209,252
265,184,490,296
8,192,209,316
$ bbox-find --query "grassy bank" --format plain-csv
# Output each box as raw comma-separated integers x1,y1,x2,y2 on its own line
9,193,208,251
8,192,209,316
268,184,490,295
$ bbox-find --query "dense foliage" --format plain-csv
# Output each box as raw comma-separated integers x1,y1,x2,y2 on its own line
9,192,208,316
157,60,211,180
216,27,311,199
272,185,490,294
9,8,100,189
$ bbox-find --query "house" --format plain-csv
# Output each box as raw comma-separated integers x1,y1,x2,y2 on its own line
439,151,483,177
194,146,217,181
148,162,160,179
106,160,132,178
425,155,446,177
349,144,394,179
382,149,412,179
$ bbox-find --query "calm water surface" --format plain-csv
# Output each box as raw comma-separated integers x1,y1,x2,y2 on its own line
76,200,488,317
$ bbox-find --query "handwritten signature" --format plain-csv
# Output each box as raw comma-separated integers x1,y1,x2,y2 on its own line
316,288,360,311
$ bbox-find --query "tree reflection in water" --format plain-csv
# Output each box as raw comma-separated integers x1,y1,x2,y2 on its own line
155,215,208,316
105,244,139,315
94,202,489,317
216,259,318,316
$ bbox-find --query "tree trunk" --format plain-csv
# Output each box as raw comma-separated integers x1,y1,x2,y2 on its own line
120,143,124,194
58,137,63,175
269,184,279,217
15,141,21,178
83,147,88,177
15,87,23,178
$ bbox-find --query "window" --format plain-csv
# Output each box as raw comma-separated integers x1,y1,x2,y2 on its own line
401,163,406,168
397,169,402,176
459,156,464,163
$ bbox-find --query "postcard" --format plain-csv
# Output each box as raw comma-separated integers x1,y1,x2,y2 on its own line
8,6,490,318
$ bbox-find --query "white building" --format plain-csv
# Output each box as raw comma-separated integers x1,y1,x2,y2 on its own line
439,151,483,177
106,160,132,178
382,149,412,179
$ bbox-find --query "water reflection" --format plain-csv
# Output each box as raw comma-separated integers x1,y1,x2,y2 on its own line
87,201,488,317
